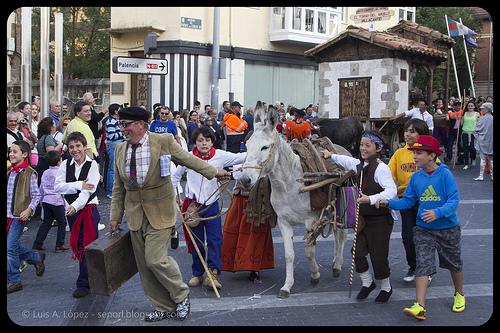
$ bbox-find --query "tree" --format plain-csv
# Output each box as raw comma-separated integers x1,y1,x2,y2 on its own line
30,7,110,79
414,7,482,100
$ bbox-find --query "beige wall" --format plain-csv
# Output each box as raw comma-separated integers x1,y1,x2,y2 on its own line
7,10,16,84
343,7,406,32
111,7,319,55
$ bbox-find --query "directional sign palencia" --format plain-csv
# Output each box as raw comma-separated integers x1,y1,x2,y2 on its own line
112,56,168,75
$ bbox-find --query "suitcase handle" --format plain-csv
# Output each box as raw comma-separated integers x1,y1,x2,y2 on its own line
105,226,122,237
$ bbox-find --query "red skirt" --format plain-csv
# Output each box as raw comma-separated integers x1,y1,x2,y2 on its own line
221,195,275,272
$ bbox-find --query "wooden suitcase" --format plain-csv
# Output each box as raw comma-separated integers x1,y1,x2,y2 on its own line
85,223,138,295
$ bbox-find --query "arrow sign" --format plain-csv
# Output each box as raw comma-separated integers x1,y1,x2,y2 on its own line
112,56,168,75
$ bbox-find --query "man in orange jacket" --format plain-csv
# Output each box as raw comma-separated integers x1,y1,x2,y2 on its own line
223,101,248,153
285,107,311,142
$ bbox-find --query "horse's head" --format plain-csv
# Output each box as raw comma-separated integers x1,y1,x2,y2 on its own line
240,101,280,187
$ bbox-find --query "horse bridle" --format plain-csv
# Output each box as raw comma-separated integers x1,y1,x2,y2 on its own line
241,133,279,180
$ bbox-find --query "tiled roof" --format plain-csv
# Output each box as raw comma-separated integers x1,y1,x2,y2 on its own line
468,7,491,19
387,20,455,45
305,25,449,59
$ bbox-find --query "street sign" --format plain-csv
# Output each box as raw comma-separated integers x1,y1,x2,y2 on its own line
112,56,168,75
181,17,202,29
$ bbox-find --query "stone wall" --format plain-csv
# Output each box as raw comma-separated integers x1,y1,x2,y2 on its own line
318,58,409,119
7,78,110,113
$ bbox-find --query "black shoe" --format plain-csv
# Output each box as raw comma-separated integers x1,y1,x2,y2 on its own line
32,245,45,251
170,231,179,250
34,252,46,277
249,271,261,282
72,288,89,298
356,281,376,300
375,288,393,303
176,295,190,320
55,245,70,253
144,310,173,322
7,282,23,294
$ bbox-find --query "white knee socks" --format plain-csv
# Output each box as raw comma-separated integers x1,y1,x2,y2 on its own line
380,277,392,292
360,270,373,287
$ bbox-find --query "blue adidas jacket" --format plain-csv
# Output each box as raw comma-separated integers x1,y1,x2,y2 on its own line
388,163,460,230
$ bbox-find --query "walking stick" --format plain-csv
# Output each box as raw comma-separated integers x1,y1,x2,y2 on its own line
348,169,363,298
175,191,221,298
378,119,390,133
452,90,466,169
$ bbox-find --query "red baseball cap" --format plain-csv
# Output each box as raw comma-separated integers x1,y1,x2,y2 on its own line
408,135,442,155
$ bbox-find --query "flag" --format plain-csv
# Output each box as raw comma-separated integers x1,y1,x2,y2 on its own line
447,18,473,37
465,30,478,48
447,17,477,48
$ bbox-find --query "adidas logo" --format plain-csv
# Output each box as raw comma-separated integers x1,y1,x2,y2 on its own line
420,185,441,202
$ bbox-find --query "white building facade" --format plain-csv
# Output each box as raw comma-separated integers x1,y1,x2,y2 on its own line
107,7,415,112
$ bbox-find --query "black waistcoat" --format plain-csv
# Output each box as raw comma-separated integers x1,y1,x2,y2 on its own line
64,159,97,205
357,160,390,217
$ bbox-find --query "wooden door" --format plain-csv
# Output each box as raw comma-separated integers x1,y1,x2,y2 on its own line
131,74,148,108
129,51,148,108
339,77,370,119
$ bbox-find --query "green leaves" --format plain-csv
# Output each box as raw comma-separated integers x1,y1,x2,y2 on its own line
415,7,482,98
30,7,110,79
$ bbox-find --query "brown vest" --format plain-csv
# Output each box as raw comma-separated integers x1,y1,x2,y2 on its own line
12,167,37,216
357,160,390,218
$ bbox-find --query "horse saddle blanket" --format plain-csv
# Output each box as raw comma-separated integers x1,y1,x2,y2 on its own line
290,135,350,211
85,223,138,295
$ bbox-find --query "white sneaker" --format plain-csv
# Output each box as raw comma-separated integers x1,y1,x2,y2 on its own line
403,269,415,283
463,165,469,170
98,223,106,231
473,176,484,181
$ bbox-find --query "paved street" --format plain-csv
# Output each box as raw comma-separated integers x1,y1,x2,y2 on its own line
7,163,493,326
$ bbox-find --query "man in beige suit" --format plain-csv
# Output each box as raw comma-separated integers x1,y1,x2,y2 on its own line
109,107,229,322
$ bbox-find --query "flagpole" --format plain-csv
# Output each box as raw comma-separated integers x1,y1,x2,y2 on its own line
459,17,476,97
445,14,462,101
487,19,492,97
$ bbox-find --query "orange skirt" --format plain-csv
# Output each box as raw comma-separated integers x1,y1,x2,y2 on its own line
222,195,275,272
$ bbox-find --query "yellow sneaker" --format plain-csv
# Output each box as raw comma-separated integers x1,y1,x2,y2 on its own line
452,292,466,312
403,302,426,320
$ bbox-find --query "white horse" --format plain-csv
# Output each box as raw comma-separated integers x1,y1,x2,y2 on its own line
240,101,348,298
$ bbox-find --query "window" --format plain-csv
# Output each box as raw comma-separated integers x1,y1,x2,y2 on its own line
272,7,286,29
406,11,414,21
400,69,407,82
318,12,326,34
329,13,339,35
293,7,302,30
281,7,286,29
305,9,314,32
399,7,416,22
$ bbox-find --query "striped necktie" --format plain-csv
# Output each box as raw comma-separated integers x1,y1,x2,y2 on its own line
128,143,140,188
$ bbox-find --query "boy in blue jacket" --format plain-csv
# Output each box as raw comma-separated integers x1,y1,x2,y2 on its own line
377,135,464,321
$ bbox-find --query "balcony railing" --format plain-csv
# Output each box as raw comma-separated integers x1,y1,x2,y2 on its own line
269,7,343,44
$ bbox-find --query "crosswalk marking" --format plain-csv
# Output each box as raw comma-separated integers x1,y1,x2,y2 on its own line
190,283,492,313
177,228,492,248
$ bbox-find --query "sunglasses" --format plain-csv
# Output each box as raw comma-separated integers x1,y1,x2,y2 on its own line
118,120,137,128
160,112,169,115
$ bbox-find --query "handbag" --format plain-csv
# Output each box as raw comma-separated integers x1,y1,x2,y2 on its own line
184,200,201,228
335,180,359,229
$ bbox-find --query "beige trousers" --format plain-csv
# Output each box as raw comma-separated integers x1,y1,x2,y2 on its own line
130,215,189,312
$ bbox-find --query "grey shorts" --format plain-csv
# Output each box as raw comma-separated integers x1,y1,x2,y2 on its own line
413,225,463,277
